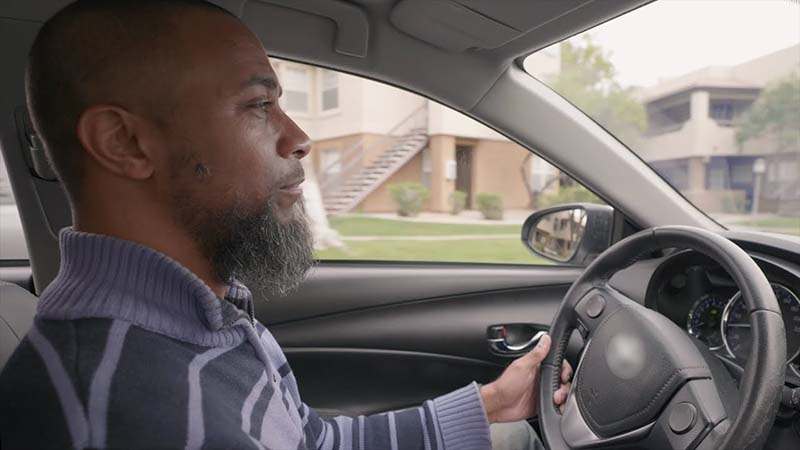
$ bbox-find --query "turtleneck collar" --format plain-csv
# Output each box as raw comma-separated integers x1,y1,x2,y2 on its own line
36,228,255,347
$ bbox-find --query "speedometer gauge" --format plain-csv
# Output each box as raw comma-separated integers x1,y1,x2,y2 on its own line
687,293,726,349
722,283,800,365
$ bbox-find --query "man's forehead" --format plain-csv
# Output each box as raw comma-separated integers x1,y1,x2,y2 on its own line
230,53,281,93
174,10,276,80
178,32,279,95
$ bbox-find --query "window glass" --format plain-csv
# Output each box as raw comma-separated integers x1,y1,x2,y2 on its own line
281,66,310,113
281,63,604,265
0,157,27,260
526,0,800,236
320,69,339,111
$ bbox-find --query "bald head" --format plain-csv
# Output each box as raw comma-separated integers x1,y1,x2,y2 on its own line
26,0,236,203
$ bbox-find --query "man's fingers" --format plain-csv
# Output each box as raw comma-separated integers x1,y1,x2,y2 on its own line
561,359,573,384
525,334,551,365
553,382,571,410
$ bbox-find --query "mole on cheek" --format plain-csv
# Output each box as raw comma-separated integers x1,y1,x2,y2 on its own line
194,163,210,178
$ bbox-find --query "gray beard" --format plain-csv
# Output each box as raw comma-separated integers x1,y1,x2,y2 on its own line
176,195,315,298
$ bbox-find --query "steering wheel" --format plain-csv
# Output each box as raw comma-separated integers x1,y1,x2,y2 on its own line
538,226,786,450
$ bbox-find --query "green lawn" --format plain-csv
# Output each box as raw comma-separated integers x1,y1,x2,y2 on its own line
327,216,520,236
316,237,551,265
730,216,800,231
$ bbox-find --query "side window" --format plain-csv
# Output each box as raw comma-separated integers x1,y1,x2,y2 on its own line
273,60,604,265
0,156,28,260
319,69,339,112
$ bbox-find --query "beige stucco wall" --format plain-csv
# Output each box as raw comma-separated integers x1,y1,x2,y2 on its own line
634,86,790,169
359,152,425,212
427,103,506,140
311,133,386,176
350,136,534,213
470,140,532,210
428,135,457,212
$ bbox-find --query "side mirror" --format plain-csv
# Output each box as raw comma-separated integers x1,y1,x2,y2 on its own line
521,203,614,265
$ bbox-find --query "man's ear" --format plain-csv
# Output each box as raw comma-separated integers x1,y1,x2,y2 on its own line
76,105,154,180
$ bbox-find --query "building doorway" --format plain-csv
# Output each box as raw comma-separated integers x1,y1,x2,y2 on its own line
455,145,473,208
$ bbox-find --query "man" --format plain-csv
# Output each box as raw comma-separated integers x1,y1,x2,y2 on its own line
0,1,572,449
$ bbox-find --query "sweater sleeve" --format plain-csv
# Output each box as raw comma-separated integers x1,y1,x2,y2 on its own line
300,382,491,450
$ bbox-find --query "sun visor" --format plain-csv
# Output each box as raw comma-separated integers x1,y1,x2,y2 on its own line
248,0,369,57
390,0,519,52
390,0,594,53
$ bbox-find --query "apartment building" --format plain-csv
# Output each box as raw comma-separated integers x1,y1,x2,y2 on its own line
271,49,560,215
634,45,800,215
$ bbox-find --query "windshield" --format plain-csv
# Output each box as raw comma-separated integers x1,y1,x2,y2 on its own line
525,0,800,237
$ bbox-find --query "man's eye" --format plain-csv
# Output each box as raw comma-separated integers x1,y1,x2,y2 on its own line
253,100,274,111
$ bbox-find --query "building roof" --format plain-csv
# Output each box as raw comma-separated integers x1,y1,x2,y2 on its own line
640,44,800,103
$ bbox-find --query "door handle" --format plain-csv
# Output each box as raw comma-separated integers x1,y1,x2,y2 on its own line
487,324,547,356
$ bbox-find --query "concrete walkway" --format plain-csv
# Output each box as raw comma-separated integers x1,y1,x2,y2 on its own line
342,234,519,241
339,209,534,225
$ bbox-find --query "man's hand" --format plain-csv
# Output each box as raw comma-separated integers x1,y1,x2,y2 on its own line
479,334,573,423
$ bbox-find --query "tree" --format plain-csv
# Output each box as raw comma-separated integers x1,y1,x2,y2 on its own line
522,36,646,209
547,35,646,141
736,74,800,152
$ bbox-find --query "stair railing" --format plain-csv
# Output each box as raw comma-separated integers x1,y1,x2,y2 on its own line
319,102,428,192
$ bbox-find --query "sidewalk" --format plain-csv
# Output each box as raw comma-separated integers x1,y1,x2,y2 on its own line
342,234,519,241
340,209,534,226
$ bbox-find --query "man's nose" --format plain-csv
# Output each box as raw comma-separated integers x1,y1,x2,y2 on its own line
277,113,311,160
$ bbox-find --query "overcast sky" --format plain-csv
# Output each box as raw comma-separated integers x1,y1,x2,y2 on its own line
554,0,800,87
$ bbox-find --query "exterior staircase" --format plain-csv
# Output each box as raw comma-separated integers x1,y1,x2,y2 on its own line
321,105,429,214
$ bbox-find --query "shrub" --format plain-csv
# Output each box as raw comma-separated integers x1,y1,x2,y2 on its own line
450,190,467,215
476,192,503,220
540,185,602,208
387,183,429,217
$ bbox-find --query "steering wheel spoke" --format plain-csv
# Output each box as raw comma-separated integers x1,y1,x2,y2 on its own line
572,287,630,339
560,386,655,448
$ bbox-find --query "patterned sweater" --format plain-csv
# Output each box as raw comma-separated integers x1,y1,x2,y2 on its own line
0,229,491,449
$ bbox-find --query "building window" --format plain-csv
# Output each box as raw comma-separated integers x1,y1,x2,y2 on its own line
282,66,310,113
320,69,339,111
709,101,734,123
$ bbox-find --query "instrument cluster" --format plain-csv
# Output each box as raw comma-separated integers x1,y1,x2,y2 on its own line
647,251,800,377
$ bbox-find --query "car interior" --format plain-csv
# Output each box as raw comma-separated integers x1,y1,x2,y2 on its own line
1,1,799,449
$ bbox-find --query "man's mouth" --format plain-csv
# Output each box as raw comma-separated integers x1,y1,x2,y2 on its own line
277,176,305,197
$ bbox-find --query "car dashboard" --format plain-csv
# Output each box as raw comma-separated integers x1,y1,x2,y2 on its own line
625,233,800,446
645,249,800,381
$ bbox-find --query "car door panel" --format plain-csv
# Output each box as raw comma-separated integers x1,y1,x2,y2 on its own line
257,262,582,325
283,348,501,416
256,263,582,415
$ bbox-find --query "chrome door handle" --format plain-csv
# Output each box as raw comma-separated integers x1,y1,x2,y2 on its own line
488,324,547,355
